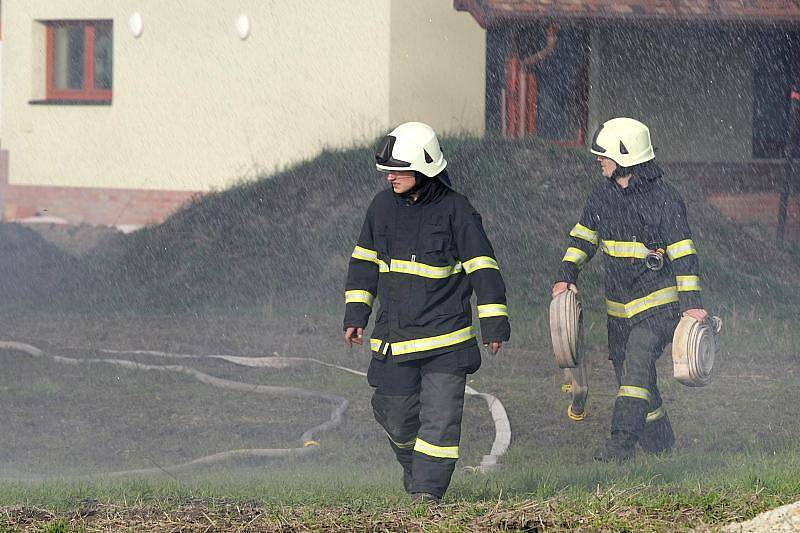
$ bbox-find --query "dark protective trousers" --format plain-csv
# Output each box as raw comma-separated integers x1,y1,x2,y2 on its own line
608,314,679,453
367,345,481,499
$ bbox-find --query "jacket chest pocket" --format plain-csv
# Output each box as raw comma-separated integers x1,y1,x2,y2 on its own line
374,231,390,300
421,231,458,277
635,205,664,248
420,236,463,314
374,229,390,262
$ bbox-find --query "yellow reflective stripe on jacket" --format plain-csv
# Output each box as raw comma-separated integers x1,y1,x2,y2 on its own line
601,240,649,259
390,326,476,356
345,290,375,307
414,437,459,459
389,259,463,279
562,247,588,266
617,385,651,402
352,245,379,264
570,223,599,245
646,406,666,423
371,338,390,355
606,286,679,319
666,239,697,260
676,275,701,292
463,256,500,274
477,303,508,318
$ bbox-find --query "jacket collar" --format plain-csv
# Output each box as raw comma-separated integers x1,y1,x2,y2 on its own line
394,178,448,206
609,161,664,194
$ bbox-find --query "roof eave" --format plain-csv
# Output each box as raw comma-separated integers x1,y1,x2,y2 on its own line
454,0,800,28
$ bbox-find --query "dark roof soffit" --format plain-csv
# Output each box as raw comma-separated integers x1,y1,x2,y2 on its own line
454,0,800,28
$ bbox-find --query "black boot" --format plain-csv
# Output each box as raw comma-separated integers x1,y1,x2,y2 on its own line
403,467,413,494
411,492,441,504
639,413,675,455
594,430,637,463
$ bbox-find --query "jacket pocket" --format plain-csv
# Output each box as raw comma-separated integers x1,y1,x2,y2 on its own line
419,237,463,317
374,232,389,305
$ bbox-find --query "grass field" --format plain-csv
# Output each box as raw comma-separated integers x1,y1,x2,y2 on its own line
0,136,798,531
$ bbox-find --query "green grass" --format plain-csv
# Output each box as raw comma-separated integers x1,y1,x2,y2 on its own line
0,448,796,530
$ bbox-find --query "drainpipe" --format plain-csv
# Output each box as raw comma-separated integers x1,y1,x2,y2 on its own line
516,23,559,138
778,84,800,246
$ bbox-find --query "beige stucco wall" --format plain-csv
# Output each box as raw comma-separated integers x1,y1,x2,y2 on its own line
2,0,393,191
389,0,485,136
587,26,753,162
0,42,3,133
1,0,486,192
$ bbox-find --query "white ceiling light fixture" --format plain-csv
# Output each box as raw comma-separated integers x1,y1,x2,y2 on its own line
129,12,144,38
236,14,250,40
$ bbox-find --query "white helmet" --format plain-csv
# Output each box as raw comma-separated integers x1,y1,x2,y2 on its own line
590,117,655,167
375,122,447,177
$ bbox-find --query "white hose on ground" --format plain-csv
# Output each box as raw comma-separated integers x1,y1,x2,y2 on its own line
99,348,512,472
463,385,511,472
0,341,511,478
0,341,344,480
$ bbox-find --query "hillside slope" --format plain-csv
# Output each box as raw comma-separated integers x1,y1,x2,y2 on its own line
0,134,787,348
66,137,799,319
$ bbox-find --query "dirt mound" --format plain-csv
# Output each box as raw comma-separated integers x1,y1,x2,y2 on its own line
0,223,79,306
19,221,122,257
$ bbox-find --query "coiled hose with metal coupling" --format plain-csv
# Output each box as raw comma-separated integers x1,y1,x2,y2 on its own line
549,290,589,421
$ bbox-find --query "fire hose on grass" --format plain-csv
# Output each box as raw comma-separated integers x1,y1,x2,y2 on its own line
0,341,510,479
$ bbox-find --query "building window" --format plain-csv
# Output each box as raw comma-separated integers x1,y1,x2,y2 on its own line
45,20,112,102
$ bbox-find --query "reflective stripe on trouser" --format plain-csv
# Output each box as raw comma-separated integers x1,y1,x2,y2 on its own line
412,370,467,498
610,316,677,439
367,347,477,499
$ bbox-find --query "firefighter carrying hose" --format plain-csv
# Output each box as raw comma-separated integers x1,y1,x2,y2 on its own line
343,122,510,501
552,117,708,462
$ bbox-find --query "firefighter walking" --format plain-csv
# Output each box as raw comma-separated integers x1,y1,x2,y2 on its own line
343,122,511,501
553,117,708,461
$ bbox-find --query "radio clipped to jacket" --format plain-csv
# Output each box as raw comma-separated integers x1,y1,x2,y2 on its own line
644,247,666,271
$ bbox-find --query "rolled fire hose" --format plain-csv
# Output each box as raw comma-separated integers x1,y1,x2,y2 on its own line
549,290,589,421
672,315,722,387
0,341,509,478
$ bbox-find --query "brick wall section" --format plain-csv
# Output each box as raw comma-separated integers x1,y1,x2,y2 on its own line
0,150,199,226
1,183,200,226
0,150,8,220
709,193,800,244
455,0,800,24
3,185,199,226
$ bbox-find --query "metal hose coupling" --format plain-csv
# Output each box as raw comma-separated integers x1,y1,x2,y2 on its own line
645,247,665,271
550,290,589,421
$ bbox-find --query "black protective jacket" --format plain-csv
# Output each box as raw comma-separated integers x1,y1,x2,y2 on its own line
344,180,510,363
557,163,703,324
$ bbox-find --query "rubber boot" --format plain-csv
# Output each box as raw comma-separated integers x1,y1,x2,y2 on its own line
639,413,675,455
411,492,441,504
403,467,413,494
594,430,637,463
